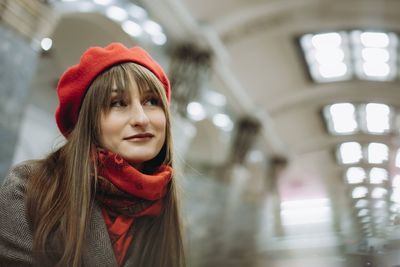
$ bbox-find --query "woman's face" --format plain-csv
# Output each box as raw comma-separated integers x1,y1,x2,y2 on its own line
99,79,166,170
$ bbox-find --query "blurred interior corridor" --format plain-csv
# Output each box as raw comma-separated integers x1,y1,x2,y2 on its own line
1,0,400,266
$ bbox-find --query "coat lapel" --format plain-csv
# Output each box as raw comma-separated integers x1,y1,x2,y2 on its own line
83,202,118,267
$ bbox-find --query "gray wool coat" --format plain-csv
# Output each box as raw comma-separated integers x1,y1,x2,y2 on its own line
0,161,135,267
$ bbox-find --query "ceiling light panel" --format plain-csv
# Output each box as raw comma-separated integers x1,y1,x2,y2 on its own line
324,103,358,134
300,30,399,83
369,167,388,184
361,216,371,223
352,31,398,81
371,187,388,198
345,167,366,184
300,32,352,82
323,102,394,136
337,142,363,164
367,143,389,164
352,186,368,199
363,103,392,134
355,199,369,208
358,208,369,217
374,200,387,209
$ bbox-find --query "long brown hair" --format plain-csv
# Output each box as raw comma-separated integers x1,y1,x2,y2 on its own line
26,63,185,267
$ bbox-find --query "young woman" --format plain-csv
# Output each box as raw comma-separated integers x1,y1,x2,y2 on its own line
0,43,186,267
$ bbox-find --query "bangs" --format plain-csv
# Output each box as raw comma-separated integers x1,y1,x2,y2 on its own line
93,62,167,113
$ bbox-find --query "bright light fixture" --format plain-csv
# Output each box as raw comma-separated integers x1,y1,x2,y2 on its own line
367,143,388,164
311,32,342,48
358,209,369,217
212,113,234,131
355,199,369,208
346,167,366,184
365,103,390,134
143,20,162,35
77,2,95,12
300,32,351,82
300,30,399,83
361,216,371,223
374,200,386,209
205,91,227,107
325,102,394,136
40,38,53,51
325,103,357,134
352,186,368,199
361,48,390,62
353,31,397,81
360,32,390,47
106,6,128,22
371,187,387,198
314,48,345,64
338,142,363,164
363,62,390,77
151,33,167,46
121,20,142,37
187,102,206,121
369,167,388,184
319,63,347,78
127,4,148,20
93,0,113,5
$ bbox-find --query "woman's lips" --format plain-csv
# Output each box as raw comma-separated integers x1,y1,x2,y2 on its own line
124,133,154,141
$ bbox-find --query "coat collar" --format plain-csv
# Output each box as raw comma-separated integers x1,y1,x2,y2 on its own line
83,202,119,267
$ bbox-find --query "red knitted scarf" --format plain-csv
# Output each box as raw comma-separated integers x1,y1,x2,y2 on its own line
95,149,172,266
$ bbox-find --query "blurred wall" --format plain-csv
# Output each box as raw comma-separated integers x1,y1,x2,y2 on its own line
0,26,38,181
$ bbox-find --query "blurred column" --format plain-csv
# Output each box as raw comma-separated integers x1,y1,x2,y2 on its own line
228,116,262,166
168,43,212,116
218,116,262,266
0,0,56,180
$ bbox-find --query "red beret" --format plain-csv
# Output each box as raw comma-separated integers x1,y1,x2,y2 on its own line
55,43,171,137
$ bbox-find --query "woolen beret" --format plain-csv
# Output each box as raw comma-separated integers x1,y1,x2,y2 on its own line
55,42,171,137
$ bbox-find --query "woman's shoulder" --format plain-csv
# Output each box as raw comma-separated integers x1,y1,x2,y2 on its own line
0,160,40,265
1,160,40,193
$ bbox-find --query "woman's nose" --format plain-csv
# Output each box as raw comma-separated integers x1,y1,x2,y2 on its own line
129,102,150,127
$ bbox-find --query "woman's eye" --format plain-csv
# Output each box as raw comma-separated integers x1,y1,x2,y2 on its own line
111,99,126,107
143,97,159,106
